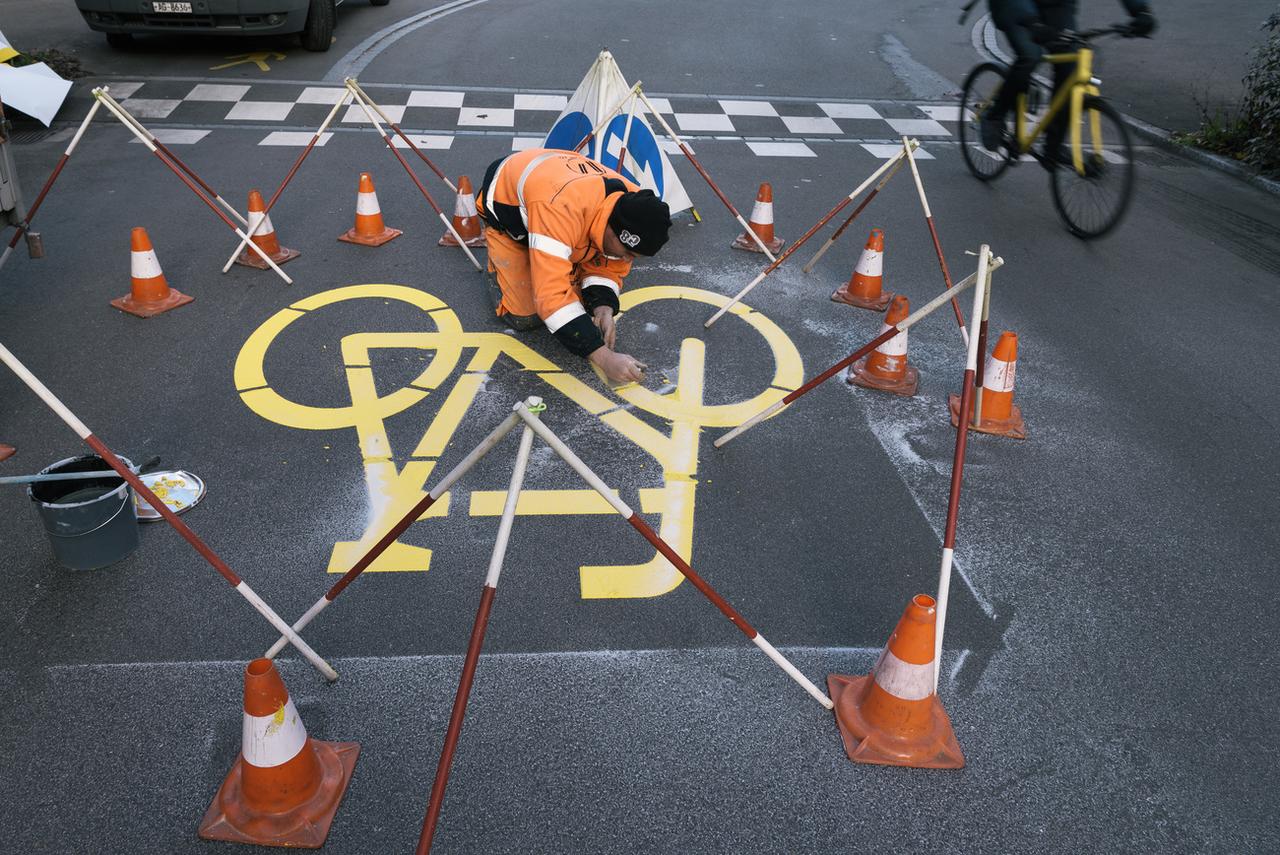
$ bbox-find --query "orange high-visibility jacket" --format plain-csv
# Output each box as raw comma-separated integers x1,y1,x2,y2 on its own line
477,148,639,356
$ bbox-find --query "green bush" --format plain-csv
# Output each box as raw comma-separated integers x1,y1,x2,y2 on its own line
1240,12,1280,173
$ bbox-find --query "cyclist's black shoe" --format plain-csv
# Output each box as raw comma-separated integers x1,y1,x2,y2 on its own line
980,115,1006,152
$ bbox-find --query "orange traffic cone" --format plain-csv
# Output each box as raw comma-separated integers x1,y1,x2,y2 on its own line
827,594,964,770
439,175,485,247
950,330,1026,439
831,228,892,311
236,189,300,269
338,172,402,247
110,227,193,318
847,294,919,396
732,182,785,254
198,658,360,848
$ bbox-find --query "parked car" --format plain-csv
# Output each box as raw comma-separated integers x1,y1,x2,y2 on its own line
74,0,387,52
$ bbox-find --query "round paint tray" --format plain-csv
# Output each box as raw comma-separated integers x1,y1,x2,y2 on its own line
134,470,206,521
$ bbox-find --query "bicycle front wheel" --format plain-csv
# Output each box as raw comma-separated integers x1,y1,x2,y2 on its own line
959,62,1013,182
1049,95,1135,239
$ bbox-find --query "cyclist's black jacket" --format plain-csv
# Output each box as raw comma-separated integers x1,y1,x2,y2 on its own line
988,0,1150,27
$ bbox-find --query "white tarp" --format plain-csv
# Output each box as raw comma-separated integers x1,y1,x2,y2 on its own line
543,50,693,215
0,28,72,127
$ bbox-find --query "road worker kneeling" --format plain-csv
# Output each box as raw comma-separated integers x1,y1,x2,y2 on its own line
476,148,672,385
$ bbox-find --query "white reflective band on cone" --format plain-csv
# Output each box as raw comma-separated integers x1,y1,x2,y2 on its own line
874,649,935,701
248,210,275,236
455,194,478,217
984,355,1016,392
355,191,380,216
876,322,908,356
750,200,774,222
855,249,882,276
131,250,163,279
242,697,308,767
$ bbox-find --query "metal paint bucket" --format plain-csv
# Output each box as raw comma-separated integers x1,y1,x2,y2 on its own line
28,454,140,570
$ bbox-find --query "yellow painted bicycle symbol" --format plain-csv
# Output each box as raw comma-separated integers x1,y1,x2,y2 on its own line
234,284,803,600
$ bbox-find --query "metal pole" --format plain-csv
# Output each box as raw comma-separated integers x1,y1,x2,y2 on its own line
903,136,968,347
0,97,103,272
346,78,457,192
92,90,294,284
934,246,992,692
636,89,779,262
98,91,247,227
222,87,352,273
512,403,834,710
263,407,525,658
416,413,539,855
0,340,337,681
346,84,484,272
703,142,916,328
714,256,1003,448
800,156,907,274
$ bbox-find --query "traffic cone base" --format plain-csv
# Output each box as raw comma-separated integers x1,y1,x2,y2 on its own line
439,230,486,248
827,673,965,770
830,285,892,312
236,244,301,269
948,392,1026,439
732,231,784,254
339,224,402,247
111,288,194,319
198,739,360,849
848,356,919,396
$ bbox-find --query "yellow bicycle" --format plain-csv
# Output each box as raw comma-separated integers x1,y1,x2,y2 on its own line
959,26,1136,238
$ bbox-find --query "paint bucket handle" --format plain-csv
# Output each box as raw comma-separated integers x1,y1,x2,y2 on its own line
44,491,132,538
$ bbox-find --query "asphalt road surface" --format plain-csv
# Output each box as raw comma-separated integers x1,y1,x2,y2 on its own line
1,1,1278,853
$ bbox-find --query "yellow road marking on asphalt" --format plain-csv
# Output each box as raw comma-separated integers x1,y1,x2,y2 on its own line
236,283,802,598
211,51,286,72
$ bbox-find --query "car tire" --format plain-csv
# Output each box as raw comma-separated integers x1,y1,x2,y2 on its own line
300,0,335,52
370,0,390,6
105,32,134,49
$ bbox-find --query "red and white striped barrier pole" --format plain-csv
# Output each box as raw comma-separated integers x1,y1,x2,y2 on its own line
800,155,908,274
221,87,352,273
345,81,483,272
0,340,337,681
91,89,294,284
714,255,1003,448
347,78,457,193
636,89,779,262
263,405,526,659
0,96,103,274
416,415,539,855
98,91,248,228
511,402,834,710
934,245,993,692
703,141,918,328
903,136,969,348
572,82,642,156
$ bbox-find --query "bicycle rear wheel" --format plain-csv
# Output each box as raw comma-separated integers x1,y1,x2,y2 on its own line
959,62,1013,182
1049,95,1135,239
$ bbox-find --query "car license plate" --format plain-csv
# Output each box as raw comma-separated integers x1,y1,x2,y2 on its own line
152,2,192,11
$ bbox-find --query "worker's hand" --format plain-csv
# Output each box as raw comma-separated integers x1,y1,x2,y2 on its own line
592,305,617,350
589,347,647,385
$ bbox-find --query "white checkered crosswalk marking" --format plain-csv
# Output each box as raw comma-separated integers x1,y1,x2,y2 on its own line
719,99,779,117
184,83,249,102
674,113,735,132
343,103,405,123
820,103,882,120
781,116,842,134
746,141,817,157
407,90,466,108
121,99,182,118
226,101,295,121
886,117,950,136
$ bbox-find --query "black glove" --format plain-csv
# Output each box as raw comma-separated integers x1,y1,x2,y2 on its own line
1127,10,1156,37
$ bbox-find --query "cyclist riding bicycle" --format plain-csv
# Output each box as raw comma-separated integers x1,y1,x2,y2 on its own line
980,0,1157,160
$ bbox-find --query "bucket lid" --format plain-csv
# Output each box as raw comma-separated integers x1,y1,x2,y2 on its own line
134,470,206,521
